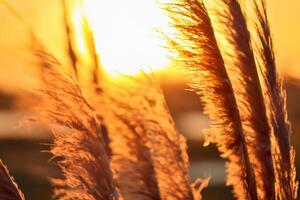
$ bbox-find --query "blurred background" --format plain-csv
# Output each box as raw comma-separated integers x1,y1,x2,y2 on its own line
0,0,299,199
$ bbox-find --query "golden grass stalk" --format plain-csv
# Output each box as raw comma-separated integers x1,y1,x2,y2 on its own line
61,0,78,78
80,3,101,85
0,160,25,200
96,95,161,200
91,78,160,200
163,0,258,199
250,0,298,199
207,0,275,198
93,75,199,199
82,16,100,84
36,53,119,200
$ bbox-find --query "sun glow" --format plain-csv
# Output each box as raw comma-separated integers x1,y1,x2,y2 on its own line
74,0,171,76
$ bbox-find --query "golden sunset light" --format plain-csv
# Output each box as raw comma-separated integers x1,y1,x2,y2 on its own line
73,0,171,76
0,1,300,200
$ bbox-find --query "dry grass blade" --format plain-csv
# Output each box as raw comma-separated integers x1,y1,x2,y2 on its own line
163,0,258,199
94,74,196,200
36,53,119,200
191,177,210,200
251,0,298,199
207,0,275,198
0,160,25,200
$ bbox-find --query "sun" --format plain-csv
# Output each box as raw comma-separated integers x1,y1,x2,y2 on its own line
73,0,171,77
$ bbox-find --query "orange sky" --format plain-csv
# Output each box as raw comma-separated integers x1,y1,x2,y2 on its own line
0,0,299,92
268,0,300,77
